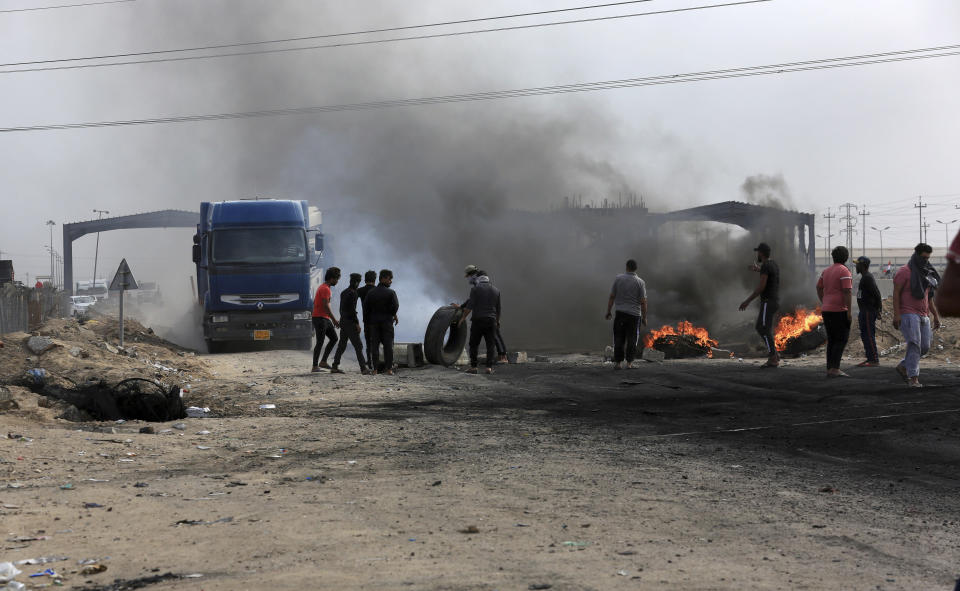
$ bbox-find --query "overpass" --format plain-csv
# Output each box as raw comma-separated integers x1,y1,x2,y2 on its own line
63,210,198,295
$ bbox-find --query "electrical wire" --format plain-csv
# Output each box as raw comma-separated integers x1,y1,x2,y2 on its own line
0,44,957,133
0,0,772,74
0,0,134,13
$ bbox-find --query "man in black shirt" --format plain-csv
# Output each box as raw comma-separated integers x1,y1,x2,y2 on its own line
854,256,882,366
362,269,399,375
461,271,501,374
331,273,369,374
739,242,781,368
356,270,377,372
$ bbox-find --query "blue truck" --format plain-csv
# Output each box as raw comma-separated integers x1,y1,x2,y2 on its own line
192,199,324,353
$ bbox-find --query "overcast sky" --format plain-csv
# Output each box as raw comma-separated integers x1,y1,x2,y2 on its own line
1,0,958,283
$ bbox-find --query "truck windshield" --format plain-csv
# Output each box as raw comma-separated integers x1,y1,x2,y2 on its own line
211,228,307,264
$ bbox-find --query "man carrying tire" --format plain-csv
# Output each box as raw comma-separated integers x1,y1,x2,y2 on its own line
460,271,501,374
363,269,400,375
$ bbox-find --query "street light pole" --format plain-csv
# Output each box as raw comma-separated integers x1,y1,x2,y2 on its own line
871,226,890,265
45,220,55,287
936,219,957,256
92,209,109,287
816,233,834,267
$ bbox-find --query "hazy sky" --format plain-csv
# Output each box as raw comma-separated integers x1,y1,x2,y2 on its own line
1,0,958,283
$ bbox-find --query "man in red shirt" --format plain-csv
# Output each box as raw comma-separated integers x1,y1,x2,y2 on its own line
817,246,853,377
893,244,941,387
312,267,341,372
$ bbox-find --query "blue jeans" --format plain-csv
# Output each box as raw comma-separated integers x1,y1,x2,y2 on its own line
899,314,931,378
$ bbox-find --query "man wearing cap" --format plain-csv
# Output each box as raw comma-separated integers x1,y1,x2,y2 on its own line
739,242,780,368
854,256,882,367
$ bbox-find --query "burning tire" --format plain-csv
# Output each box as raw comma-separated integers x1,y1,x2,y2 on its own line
423,305,467,366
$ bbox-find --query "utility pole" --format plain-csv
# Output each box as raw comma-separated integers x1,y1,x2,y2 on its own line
858,206,870,257
915,196,927,242
816,233,834,266
822,210,836,253
922,218,930,244
871,226,890,264
91,209,109,287
839,203,858,253
45,220,55,287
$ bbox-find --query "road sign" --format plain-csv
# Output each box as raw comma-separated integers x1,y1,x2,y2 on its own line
109,258,139,291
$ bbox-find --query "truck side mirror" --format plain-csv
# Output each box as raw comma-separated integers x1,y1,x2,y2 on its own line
314,234,324,253
192,244,201,263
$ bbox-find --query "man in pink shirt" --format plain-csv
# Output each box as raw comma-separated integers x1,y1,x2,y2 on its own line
893,243,941,387
816,246,853,377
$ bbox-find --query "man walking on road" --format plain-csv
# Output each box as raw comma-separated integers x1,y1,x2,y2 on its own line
331,273,369,375
739,243,780,368
817,246,853,377
854,256,882,367
893,243,942,388
363,269,399,375
357,270,377,372
312,267,341,372
605,259,647,370
461,270,501,374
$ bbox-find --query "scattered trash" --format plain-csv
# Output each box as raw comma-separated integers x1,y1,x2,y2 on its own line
458,525,480,534
28,568,57,578
25,368,47,386
83,502,105,508
196,446,211,450
515,523,531,527
13,557,67,566
347,460,357,465
196,430,211,435
431,480,442,486
185,406,210,418
562,541,589,547
258,403,276,410
59,483,74,490
172,422,186,430
133,482,149,488
174,516,233,526
79,564,108,575
0,562,22,583
139,426,155,434
617,569,629,576
6,535,50,543
2,582,26,591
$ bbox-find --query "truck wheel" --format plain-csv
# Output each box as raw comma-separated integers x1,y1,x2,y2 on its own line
205,340,225,354
423,305,467,366
296,337,313,351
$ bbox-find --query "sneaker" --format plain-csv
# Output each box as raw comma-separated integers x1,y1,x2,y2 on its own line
908,377,923,388
498,355,509,363
361,368,371,376
319,361,331,369
613,362,622,371
330,367,345,374
467,367,478,374
311,366,321,373
625,362,633,369
385,370,395,376
485,367,494,374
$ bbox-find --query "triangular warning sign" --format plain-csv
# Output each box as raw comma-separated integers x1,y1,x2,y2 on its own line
109,258,139,291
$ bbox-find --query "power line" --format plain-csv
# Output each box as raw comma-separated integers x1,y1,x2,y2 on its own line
0,0,773,74
1,44,957,134
0,0,134,13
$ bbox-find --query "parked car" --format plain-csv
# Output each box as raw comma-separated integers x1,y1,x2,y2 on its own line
70,295,97,317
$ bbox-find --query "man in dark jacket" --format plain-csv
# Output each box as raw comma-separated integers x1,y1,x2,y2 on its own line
855,256,883,367
357,270,377,372
362,269,399,375
331,273,369,374
461,271,501,374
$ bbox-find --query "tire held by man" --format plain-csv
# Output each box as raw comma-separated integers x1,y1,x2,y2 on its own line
424,305,467,366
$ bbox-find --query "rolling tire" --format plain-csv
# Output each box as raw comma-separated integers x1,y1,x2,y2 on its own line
423,305,467,366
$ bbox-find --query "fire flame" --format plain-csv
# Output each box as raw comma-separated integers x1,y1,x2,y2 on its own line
643,320,719,351
774,307,823,351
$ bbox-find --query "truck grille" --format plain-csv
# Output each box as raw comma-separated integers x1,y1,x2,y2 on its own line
221,293,300,305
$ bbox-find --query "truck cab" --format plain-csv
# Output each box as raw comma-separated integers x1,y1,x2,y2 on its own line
193,200,324,353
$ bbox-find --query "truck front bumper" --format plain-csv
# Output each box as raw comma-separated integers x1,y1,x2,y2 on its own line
204,310,313,342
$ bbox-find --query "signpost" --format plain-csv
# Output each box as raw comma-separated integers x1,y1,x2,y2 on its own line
109,259,139,347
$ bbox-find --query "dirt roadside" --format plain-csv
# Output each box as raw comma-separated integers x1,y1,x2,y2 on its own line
2,322,960,590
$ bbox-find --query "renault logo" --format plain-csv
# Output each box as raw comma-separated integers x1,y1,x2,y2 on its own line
257,302,264,311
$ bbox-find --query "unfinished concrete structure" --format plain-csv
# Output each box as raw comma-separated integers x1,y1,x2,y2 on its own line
63,210,198,296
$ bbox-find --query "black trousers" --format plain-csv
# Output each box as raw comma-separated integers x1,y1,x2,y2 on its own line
368,321,395,371
495,326,507,357
822,311,851,370
858,307,879,363
312,317,338,366
332,323,366,369
755,300,778,355
612,311,640,363
469,317,497,368
363,324,373,369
